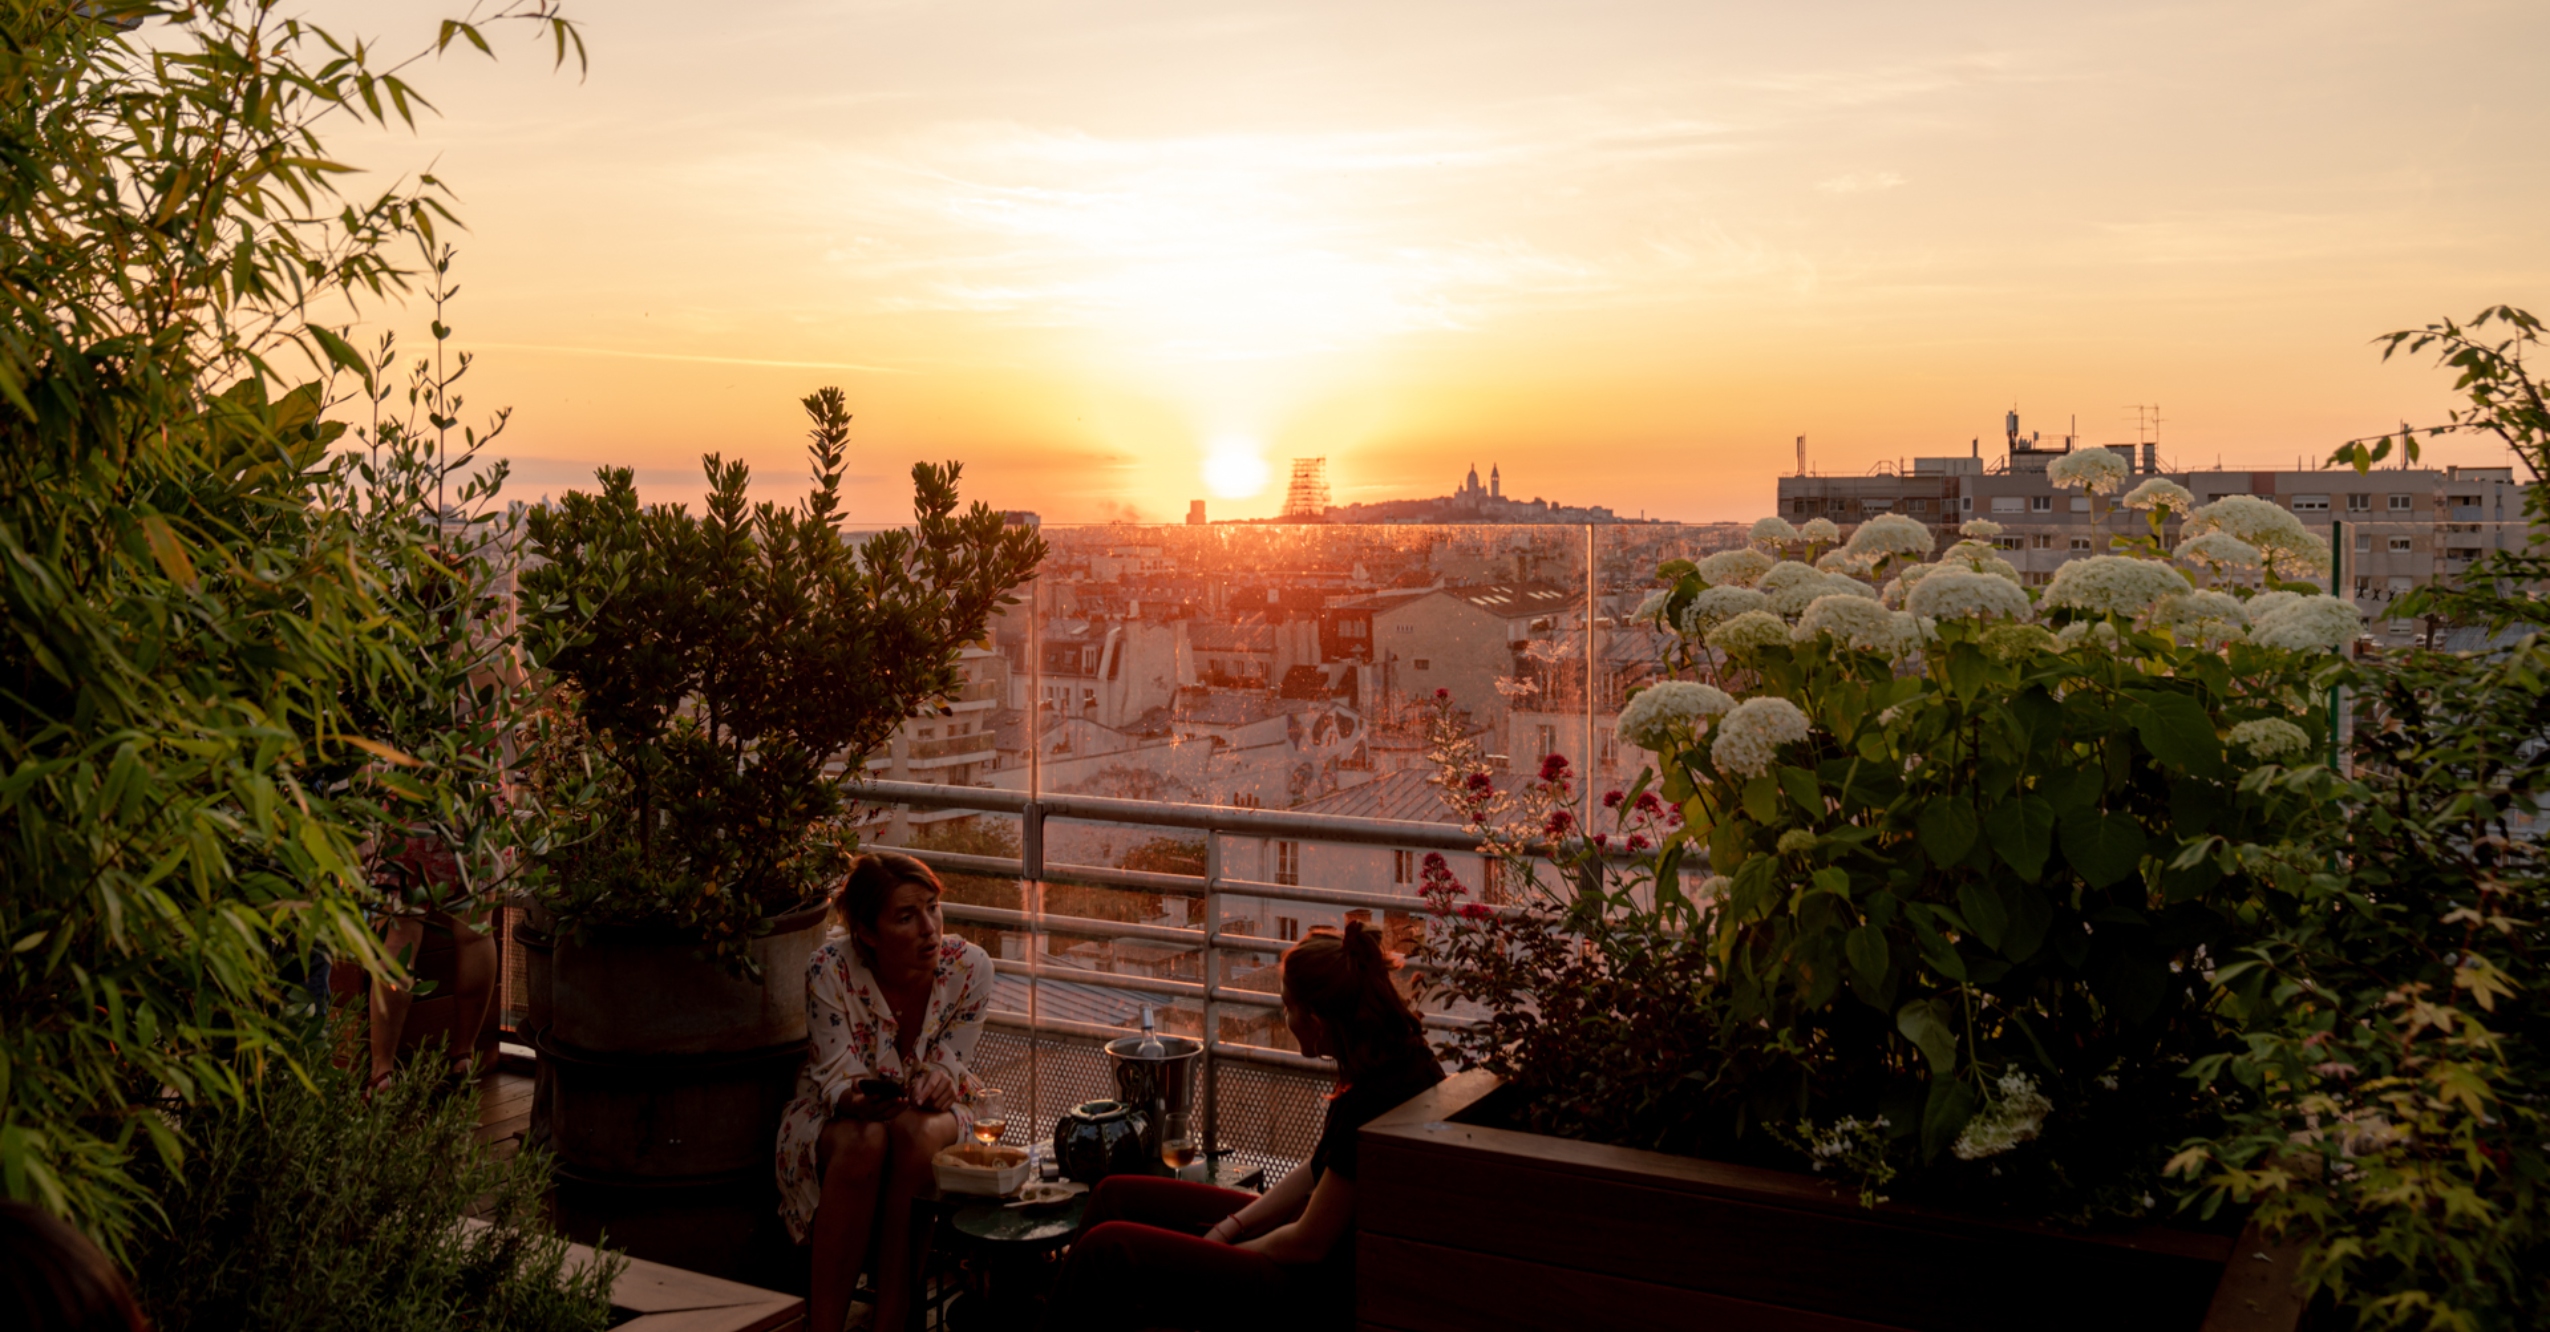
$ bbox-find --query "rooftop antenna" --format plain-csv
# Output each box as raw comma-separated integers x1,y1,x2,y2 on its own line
2126,404,2162,474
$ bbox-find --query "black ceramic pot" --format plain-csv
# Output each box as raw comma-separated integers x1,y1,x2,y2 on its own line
1052,1099,1151,1184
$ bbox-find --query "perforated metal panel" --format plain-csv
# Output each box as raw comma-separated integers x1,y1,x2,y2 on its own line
971,1023,1329,1184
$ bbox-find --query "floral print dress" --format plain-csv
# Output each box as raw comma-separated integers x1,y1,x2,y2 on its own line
774,933,994,1243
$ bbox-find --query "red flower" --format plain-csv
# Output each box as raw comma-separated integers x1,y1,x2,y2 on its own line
1538,753,1570,782
1634,791,1664,816
1543,809,1575,836
1458,903,1493,920
1434,688,1450,700
1592,832,1610,850
1464,772,1492,793
1626,834,1650,852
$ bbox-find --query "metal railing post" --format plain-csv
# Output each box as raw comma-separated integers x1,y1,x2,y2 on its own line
1202,828,1223,1165
1023,798,1045,1140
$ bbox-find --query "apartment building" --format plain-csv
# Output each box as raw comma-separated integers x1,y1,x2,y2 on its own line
860,645,1007,833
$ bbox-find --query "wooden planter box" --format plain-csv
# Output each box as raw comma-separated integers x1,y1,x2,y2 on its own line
1357,1071,2306,1332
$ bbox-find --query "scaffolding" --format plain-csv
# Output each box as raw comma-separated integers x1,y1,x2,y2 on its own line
1281,457,1329,522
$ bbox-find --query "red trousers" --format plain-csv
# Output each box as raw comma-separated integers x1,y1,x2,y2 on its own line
1044,1175,1340,1332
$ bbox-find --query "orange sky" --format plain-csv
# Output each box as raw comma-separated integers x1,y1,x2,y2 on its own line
317,0,2548,524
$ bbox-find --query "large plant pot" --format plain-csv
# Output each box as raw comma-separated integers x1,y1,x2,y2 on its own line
1356,1071,2308,1332
548,905,826,1055
542,904,826,1280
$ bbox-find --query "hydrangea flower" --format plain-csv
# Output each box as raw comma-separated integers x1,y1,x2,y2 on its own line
1842,513,1936,561
1798,517,1841,545
1706,610,1792,654
2047,447,2131,495
2249,594,2361,653
2149,590,2248,644
1937,541,2024,584
2174,530,2262,574
1711,697,1812,778
2245,590,2302,621
1775,829,1817,854
2121,478,2195,512
2042,556,2187,617
1632,588,1672,626
1697,547,1776,588
1815,549,1876,575
2054,619,2122,651
1908,567,2034,621
2185,495,2310,547
1959,518,2004,538
2229,717,2312,760
1678,584,1770,636
1751,515,1800,547
1616,680,1737,748
1980,622,2059,661
1695,874,1733,900
1793,593,1911,653
1880,562,1935,609
1952,1072,2054,1161
2264,529,2331,578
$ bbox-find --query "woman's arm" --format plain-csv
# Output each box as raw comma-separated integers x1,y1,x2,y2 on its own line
1237,1170,1353,1265
917,945,993,1104
800,949,873,1115
1205,1159,1314,1243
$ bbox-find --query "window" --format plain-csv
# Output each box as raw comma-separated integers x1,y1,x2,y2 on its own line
1412,658,1431,671
1961,495,1973,511
1276,917,1300,942
1395,624,1416,635
2069,496,2091,512
1994,536,2023,551
1992,496,2025,513
2030,496,2052,512
1274,841,1300,886
1906,498,1931,514
1393,850,1414,885
1340,621,1365,638
2029,534,2054,549
2388,576,2414,592
2025,571,2053,586
2389,537,2413,553
2292,494,2330,513
1535,724,1558,758
2068,537,2092,551
1790,498,1810,515
2388,494,2413,512
2346,494,2372,512
2353,534,2371,552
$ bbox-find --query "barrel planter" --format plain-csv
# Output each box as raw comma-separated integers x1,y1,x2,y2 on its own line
541,904,826,1282
512,919,555,1153
1356,1070,2309,1332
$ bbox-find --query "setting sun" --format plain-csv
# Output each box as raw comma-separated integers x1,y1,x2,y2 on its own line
1200,438,1271,500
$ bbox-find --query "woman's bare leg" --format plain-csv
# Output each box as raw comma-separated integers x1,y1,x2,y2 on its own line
812,1119,891,1332
873,1109,960,1331
369,916,425,1085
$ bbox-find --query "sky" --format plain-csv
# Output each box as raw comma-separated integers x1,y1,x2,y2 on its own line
310,0,2549,524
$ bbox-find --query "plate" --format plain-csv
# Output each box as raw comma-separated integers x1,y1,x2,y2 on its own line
1005,1180,1087,1210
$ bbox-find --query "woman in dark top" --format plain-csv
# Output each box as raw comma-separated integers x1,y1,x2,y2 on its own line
1047,920,1444,1331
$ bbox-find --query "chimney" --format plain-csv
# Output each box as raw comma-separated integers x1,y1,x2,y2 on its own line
2142,442,2156,475
1187,500,1206,526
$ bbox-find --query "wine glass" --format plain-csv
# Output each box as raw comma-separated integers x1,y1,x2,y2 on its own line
967,1088,1007,1164
1159,1111,1200,1174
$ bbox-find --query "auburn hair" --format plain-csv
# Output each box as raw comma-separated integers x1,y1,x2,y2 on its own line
1280,919,1427,1082
828,852,943,966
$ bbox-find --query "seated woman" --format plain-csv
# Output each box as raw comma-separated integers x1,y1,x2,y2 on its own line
774,853,992,1332
1048,920,1444,1331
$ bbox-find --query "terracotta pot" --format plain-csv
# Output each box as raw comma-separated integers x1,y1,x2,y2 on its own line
386,909,498,1068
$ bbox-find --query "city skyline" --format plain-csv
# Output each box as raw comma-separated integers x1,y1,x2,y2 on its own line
315,0,2547,523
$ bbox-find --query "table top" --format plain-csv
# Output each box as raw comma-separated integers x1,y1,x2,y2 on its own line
948,1158,1268,1248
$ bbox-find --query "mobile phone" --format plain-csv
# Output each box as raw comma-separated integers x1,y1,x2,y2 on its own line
855,1076,905,1101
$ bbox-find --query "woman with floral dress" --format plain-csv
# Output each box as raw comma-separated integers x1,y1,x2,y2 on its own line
775,852,992,1332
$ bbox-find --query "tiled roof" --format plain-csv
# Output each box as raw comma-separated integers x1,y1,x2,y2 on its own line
1286,769,1531,824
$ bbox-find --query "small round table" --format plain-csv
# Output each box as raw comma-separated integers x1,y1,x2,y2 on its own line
945,1194,1088,1329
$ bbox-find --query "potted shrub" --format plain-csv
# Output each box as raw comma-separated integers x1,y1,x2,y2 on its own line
516,391,1041,1273
1385,472,2372,1327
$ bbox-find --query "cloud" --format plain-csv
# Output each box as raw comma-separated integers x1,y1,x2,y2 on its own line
1818,172,1907,195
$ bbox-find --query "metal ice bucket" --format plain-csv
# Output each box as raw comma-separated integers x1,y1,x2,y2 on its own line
1104,1034,1203,1170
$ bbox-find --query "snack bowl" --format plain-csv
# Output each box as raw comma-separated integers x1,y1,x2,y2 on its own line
932,1143,1033,1197
1006,1180,1087,1210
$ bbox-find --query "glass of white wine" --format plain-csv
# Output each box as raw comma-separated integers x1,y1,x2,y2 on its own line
1159,1111,1200,1174
967,1088,1006,1164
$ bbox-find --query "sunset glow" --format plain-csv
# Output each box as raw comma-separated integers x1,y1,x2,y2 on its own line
318,0,2547,523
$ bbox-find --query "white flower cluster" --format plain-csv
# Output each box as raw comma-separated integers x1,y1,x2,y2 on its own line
2184,496,2326,576
1907,567,2034,622
1706,610,1791,654
1751,515,1800,547
1794,594,1916,653
2174,530,2263,575
2268,529,2332,579
2121,478,2195,512
1843,513,1936,561
1951,1071,2054,1161
2229,717,2312,760
1959,518,2004,538
2249,594,2361,653
1937,540,2024,584
2047,447,2131,495
1632,588,1672,626
2042,556,2187,617
1616,681,1737,749
1694,874,1733,900
1815,550,1875,575
1798,517,1841,545
2148,590,2248,644
1679,584,1770,635
2054,619,2122,651
1697,547,1776,588
1710,697,1812,778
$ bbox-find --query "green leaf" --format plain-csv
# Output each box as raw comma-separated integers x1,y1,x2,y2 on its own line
1742,776,1780,825
1957,883,2009,952
1845,924,1890,998
1777,765,1823,817
2131,692,2222,778
1945,645,1986,702
1896,999,1958,1076
2046,765,2102,814
1984,794,2056,881
1999,884,2052,962
1811,866,1852,901
2059,810,2148,889
1709,820,1750,876
1916,799,1978,865
1922,1078,1982,1164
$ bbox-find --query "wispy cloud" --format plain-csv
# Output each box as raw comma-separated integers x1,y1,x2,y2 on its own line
1818,172,1906,195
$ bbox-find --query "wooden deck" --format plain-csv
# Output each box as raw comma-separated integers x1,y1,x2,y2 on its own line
480,1062,536,1164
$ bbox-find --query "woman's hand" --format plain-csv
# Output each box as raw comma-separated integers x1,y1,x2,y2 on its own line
906,1066,958,1113
1204,1215,1245,1246
834,1084,906,1123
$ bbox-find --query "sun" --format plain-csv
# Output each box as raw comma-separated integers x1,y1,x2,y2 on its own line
1201,439,1270,499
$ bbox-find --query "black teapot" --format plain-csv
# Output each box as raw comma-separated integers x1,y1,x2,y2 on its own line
1052,1099,1150,1183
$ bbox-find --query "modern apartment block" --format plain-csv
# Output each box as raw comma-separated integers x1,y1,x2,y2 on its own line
1777,415,2527,637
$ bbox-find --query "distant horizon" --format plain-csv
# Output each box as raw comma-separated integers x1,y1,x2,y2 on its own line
313,0,2545,525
